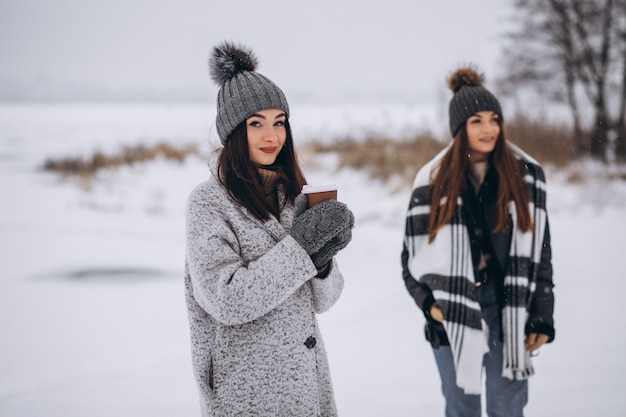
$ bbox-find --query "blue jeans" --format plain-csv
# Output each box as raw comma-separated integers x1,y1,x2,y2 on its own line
432,280,528,417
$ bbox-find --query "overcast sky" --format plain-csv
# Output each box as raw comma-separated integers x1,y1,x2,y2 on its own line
0,0,514,103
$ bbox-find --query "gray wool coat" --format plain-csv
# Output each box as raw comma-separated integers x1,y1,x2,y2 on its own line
184,154,343,417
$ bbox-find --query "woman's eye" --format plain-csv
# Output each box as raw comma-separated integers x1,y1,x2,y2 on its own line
248,121,261,127
274,121,285,127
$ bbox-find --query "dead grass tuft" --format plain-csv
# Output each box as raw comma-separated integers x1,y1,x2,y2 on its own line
565,171,586,184
42,142,202,178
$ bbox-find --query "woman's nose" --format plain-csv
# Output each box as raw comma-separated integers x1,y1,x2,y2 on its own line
483,121,496,135
262,127,278,142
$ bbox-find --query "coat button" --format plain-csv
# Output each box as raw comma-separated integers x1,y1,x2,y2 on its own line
304,336,317,349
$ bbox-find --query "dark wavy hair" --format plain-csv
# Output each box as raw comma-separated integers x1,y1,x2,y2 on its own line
217,118,307,221
428,119,532,243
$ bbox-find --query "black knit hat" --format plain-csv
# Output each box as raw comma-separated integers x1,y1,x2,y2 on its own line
209,42,290,144
447,66,502,138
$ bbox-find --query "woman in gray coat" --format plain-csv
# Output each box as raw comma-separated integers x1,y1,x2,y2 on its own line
185,42,354,417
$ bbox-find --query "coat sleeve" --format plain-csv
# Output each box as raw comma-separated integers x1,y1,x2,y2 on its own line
402,242,436,316
309,259,344,313
522,161,556,341
185,187,318,326
401,182,437,317
526,219,555,341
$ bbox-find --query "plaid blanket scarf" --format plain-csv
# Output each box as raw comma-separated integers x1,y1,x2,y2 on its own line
403,143,548,394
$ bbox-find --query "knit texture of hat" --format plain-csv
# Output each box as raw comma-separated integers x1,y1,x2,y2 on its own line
209,42,290,144
447,66,502,137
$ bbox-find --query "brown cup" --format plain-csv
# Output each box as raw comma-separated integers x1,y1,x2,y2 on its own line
302,185,338,207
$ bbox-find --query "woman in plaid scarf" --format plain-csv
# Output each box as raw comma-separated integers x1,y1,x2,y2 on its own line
401,65,555,417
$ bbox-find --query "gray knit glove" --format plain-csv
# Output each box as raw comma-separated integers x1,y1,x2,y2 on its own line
290,194,354,269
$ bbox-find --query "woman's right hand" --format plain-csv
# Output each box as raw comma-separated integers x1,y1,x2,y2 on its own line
430,304,444,323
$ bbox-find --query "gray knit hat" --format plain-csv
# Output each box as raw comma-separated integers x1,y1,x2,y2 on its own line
209,42,290,144
447,66,502,138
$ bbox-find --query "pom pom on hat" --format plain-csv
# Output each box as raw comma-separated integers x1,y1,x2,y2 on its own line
209,42,258,86
447,66,485,93
209,41,289,144
447,64,502,137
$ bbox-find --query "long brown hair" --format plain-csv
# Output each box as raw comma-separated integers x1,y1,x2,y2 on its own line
217,118,307,221
427,121,532,243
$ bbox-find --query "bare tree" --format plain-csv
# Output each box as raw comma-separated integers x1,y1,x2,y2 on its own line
571,1,612,156
499,0,626,160
616,0,626,156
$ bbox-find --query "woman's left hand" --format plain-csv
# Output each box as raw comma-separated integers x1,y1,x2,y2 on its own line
525,333,549,352
290,196,354,269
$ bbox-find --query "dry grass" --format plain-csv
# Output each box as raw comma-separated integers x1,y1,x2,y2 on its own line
42,142,202,177
504,113,578,168
307,113,584,186
307,133,446,185
40,115,616,192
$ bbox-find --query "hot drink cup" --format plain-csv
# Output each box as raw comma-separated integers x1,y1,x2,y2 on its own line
301,184,338,207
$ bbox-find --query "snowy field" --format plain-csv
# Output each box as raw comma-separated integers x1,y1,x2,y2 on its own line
1,103,626,416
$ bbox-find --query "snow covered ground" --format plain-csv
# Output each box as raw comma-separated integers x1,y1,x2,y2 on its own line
1,103,625,416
